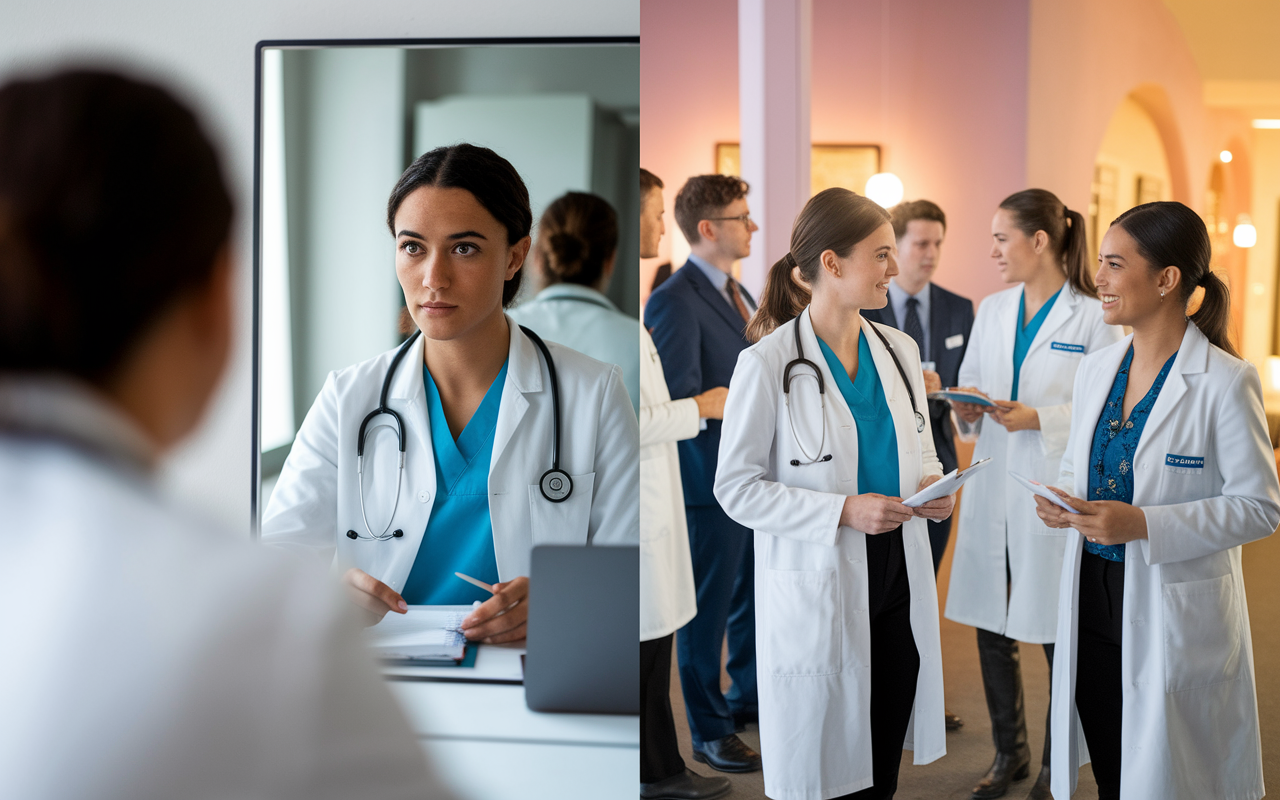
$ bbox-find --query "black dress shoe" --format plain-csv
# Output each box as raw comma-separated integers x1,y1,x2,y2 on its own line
641,768,732,800
970,750,1031,799
692,734,762,773
946,709,964,730
1024,766,1051,800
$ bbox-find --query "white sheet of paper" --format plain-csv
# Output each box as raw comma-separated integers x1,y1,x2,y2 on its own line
902,457,993,507
366,605,473,659
1009,472,1079,514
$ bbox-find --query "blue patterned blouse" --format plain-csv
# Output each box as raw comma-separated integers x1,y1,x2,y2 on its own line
1085,346,1177,561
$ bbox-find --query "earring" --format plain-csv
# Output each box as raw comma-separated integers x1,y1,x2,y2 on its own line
1160,289,1165,299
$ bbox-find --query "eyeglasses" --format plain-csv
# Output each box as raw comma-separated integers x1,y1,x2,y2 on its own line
705,214,754,227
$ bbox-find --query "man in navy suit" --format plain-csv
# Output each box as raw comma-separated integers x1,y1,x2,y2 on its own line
644,174,761,774
862,200,975,727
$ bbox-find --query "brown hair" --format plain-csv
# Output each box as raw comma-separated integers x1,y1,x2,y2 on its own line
998,188,1095,298
749,188,890,338
1111,201,1238,357
673,174,749,244
890,199,946,239
640,167,664,195
535,191,618,288
0,69,232,383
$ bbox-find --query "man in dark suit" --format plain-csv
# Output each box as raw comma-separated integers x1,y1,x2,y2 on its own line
644,174,761,774
862,200,974,732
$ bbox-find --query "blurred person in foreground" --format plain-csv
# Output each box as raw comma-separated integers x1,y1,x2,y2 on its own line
639,167,731,800
0,68,447,800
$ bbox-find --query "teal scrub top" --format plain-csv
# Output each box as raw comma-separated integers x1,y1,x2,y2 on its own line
818,333,899,497
400,360,508,605
1011,286,1063,401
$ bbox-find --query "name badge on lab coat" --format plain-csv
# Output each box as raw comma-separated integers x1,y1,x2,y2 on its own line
1050,342,1085,354
945,334,964,350
1165,454,1205,470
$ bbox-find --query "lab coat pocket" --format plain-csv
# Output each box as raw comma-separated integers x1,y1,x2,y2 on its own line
527,472,596,545
1162,574,1242,693
765,568,841,677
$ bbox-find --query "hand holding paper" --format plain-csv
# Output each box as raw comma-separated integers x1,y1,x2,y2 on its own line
902,457,993,508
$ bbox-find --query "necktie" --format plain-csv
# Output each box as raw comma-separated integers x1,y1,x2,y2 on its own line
904,297,926,360
726,279,751,323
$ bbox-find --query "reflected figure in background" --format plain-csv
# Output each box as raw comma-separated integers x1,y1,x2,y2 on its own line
645,174,761,774
264,144,638,639
944,189,1122,800
0,68,445,799
1036,202,1279,800
638,168,732,800
716,188,952,800
509,190,640,411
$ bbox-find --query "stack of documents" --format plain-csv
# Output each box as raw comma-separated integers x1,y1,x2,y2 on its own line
366,605,471,664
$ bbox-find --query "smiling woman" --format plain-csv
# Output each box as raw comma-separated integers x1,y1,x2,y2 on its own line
261,143,639,642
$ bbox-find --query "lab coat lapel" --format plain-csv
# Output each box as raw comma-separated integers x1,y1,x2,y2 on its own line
1133,323,1205,459
990,291,1020,398
1025,285,1080,357
797,309,856,472
1071,335,1131,481
387,333,434,469
491,321,540,470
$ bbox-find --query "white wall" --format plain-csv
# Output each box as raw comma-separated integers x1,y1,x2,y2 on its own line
0,0,638,534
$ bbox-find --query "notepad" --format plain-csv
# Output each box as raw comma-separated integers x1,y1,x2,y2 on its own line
366,605,471,663
927,389,997,407
1009,472,1079,514
902,457,993,507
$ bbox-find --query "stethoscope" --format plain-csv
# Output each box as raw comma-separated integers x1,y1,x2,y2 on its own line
783,317,925,467
347,325,571,541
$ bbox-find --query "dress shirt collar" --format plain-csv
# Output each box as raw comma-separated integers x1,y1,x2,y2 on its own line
687,253,730,292
887,279,931,323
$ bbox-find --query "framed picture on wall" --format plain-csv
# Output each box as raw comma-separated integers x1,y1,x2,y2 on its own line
1136,174,1163,205
715,142,881,199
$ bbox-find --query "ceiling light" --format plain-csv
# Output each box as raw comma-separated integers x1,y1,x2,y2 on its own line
1234,214,1257,248
1219,150,1233,163
864,173,904,208
1253,120,1280,129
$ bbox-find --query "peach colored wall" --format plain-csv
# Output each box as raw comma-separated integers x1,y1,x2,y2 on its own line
640,0,1030,306
639,0,739,304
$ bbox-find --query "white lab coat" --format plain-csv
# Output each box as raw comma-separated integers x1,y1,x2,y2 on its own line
639,324,699,642
1049,323,1280,800
714,309,946,800
0,378,445,800
263,316,639,593
509,283,641,411
945,284,1122,642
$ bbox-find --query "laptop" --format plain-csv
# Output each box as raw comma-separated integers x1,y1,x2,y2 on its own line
524,545,639,714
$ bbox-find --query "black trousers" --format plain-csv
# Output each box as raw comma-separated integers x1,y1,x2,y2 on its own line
836,527,921,800
926,516,952,575
640,633,685,784
976,629,1054,767
1074,551,1124,800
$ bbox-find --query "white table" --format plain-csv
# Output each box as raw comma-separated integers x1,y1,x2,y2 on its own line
385,644,639,800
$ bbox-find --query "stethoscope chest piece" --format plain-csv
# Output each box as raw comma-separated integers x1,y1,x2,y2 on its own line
915,411,926,433
539,468,573,503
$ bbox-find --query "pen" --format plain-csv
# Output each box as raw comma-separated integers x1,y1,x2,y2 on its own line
454,572,496,593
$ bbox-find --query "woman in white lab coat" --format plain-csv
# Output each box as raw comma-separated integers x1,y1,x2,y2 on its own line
509,191,640,411
944,189,1122,799
264,144,638,641
715,188,953,800
1034,201,1280,800
0,68,441,799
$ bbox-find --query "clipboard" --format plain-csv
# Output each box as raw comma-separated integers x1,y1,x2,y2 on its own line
1009,472,1079,514
927,390,996,407
902,457,993,507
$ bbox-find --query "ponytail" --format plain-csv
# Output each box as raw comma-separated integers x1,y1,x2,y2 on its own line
747,254,811,343
999,189,1096,299
1112,201,1239,358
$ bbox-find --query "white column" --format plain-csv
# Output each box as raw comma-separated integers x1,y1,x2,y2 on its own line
737,0,811,296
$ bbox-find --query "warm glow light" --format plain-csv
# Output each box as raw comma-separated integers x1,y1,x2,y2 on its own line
1219,150,1233,163
864,172,904,208
1254,119,1280,129
1268,357,1280,392
1234,214,1257,248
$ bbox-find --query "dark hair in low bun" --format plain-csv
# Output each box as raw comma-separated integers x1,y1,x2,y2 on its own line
1111,201,1238,358
535,192,618,288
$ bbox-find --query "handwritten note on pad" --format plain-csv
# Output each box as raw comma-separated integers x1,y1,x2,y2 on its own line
366,605,471,662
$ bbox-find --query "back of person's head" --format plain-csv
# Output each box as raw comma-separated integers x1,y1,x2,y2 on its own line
0,68,232,384
998,188,1095,298
387,143,532,307
673,174,749,244
749,188,889,340
890,199,946,240
640,167,663,197
535,191,618,288
1111,201,1237,357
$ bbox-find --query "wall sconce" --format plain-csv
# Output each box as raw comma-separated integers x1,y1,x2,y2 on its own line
1234,214,1257,248
1220,150,1233,163
865,172,904,208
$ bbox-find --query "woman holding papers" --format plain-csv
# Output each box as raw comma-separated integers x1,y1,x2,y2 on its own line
263,144,638,642
715,188,953,800
1034,202,1279,800
944,189,1122,799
